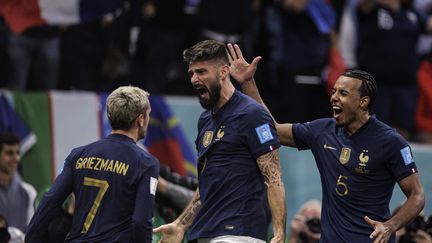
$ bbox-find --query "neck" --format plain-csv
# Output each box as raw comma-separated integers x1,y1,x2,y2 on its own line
0,172,12,187
111,128,139,142
213,80,235,113
345,112,371,136
387,1,400,11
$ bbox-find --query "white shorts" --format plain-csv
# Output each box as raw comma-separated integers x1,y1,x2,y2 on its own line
197,235,266,243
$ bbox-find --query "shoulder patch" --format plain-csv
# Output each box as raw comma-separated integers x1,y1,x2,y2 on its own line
400,146,414,165
150,177,158,195
255,124,274,144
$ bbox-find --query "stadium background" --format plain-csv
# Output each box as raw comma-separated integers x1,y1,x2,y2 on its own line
1,90,430,233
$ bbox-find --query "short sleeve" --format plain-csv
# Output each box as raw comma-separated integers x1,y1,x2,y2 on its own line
292,120,326,150
385,134,418,182
238,106,280,159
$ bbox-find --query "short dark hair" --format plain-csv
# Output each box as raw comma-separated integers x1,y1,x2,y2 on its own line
342,69,378,111
183,40,229,65
0,133,20,153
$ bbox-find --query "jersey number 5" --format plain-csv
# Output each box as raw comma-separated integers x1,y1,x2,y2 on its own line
335,175,348,196
81,177,109,233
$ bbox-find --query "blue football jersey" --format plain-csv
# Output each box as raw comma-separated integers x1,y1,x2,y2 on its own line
26,134,160,243
189,91,280,241
292,116,418,243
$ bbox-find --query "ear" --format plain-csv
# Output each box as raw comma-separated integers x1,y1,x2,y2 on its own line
137,114,145,127
360,97,370,110
220,65,230,80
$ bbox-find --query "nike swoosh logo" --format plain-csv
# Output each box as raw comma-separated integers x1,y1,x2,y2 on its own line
323,144,337,150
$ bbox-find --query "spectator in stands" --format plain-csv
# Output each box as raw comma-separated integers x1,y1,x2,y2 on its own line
132,0,187,94
0,16,9,87
60,18,112,91
5,25,60,90
0,133,36,233
415,55,432,143
264,0,338,123
196,0,257,59
393,205,432,243
356,0,432,140
288,200,321,243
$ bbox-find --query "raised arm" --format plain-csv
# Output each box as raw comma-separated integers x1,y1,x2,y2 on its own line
227,43,267,113
153,189,202,243
227,43,297,147
256,149,286,243
364,173,425,243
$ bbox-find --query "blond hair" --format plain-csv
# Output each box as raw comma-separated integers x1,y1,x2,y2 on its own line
106,86,150,130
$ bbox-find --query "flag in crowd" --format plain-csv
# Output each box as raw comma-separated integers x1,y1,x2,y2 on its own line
0,0,125,34
0,90,197,194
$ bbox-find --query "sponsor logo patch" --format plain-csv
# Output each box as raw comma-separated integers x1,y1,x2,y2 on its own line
255,124,273,144
150,177,158,195
400,146,414,165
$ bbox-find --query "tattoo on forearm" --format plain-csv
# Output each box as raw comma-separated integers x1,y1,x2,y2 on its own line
257,150,284,187
178,195,202,227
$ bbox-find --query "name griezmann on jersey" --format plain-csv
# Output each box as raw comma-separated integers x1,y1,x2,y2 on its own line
75,157,130,176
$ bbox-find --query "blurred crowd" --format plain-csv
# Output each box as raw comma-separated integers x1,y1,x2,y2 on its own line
0,0,432,142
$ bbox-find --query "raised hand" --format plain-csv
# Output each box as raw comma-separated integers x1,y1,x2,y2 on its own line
226,43,262,84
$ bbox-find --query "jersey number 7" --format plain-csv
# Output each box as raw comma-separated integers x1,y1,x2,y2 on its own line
81,177,110,233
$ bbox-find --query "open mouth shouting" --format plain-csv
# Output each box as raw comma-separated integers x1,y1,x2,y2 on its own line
332,105,343,119
193,84,210,101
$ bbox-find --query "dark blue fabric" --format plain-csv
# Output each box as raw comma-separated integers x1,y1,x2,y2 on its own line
306,0,336,34
79,0,124,22
189,91,280,240
26,134,159,243
292,116,417,243
357,6,427,85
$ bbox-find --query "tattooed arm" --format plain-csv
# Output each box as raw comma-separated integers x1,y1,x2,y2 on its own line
153,189,202,243
257,149,287,243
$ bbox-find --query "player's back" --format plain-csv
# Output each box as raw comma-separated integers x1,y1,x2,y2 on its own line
65,134,158,242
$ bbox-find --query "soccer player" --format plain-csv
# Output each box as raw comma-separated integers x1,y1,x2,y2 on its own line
154,40,286,243
228,43,425,243
26,86,159,243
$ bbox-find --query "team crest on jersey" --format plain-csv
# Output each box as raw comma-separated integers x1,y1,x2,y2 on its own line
203,131,213,147
355,149,370,174
216,125,225,140
358,150,369,167
339,147,351,165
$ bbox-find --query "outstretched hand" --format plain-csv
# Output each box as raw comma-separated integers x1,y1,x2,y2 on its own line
153,222,185,243
364,216,393,243
227,43,262,84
